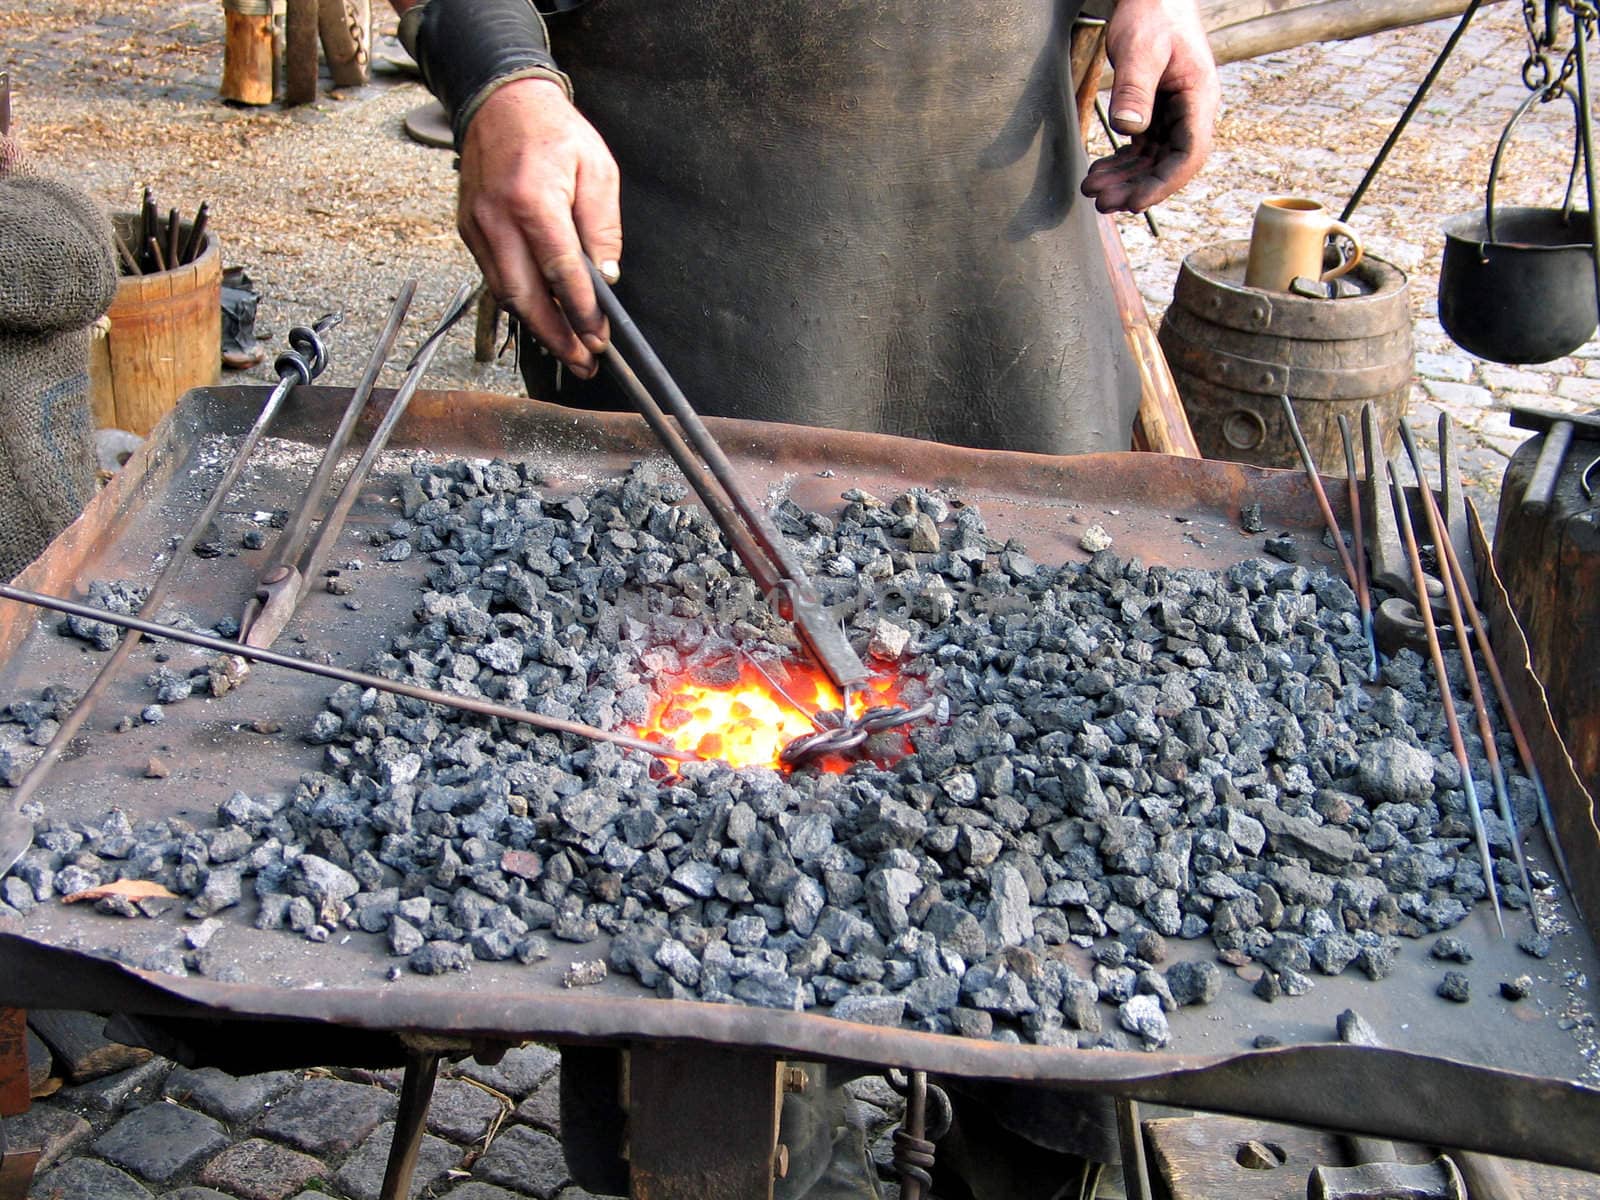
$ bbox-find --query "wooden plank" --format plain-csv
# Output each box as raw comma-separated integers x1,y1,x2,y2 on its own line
1204,0,1511,65
284,0,319,106
1148,1114,1600,1200
221,10,275,106
0,1010,28,1118
26,1012,152,1085
627,1044,781,1200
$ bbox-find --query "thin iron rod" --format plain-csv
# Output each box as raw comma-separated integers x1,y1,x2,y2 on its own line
1,317,337,827
1342,0,1485,222
275,282,418,572
900,1071,929,1200
738,649,828,731
1278,395,1362,591
1093,97,1162,239
1388,462,1505,936
588,264,818,597
180,202,209,265
1398,423,1539,931
296,282,476,604
600,346,782,595
112,231,141,276
1337,413,1380,681
165,207,181,272
1431,421,1574,892
378,1053,441,1200
1573,10,1600,324
0,583,696,762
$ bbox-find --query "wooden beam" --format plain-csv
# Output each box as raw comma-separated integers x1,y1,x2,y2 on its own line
1202,0,1511,67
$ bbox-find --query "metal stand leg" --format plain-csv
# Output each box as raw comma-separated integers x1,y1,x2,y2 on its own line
1116,1097,1154,1200
1573,8,1600,317
1342,0,1487,221
626,1044,782,1200
378,1051,442,1200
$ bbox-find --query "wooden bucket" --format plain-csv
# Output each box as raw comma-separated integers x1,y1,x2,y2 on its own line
91,214,221,437
1158,240,1412,474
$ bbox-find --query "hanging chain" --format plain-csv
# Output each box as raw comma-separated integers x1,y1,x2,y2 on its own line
1524,0,1599,97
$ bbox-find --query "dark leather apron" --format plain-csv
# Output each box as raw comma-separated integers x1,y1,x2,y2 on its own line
526,0,1140,456
537,10,1127,1191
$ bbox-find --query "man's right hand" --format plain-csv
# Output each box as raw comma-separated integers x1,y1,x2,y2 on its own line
457,77,622,379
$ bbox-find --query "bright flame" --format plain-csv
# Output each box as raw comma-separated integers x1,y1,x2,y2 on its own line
636,661,906,771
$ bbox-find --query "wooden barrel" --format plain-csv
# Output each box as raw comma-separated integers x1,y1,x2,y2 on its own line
1158,240,1412,474
98,214,221,436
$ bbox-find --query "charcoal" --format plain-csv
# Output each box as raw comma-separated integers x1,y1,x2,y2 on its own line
1355,938,1400,981
35,461,1543,1051
1517,932,1551,959
187,867,242,918
407,940,470,975
1501,975,1533,1001
733,965,805,1010
1309,933,1359,975
949,1007,994,1038
831,994,906,1027
1436,971,1471,1003
1164,960,1221,1006
61,580,147,650
981,865,1034,949
1351,739,1436,805
901,973,960,1019
1429,936,1473,964
1118,994,1170,1049
1252,970,1282,1002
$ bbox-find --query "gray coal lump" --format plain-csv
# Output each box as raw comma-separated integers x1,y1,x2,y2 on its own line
4,458,1545,1049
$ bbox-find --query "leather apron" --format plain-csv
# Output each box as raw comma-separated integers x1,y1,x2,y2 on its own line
525,0,1140,456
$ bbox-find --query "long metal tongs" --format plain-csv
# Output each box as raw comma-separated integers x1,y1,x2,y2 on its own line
238,280,418,649
587,263,870,697
585,264,931,762
0,313,341,875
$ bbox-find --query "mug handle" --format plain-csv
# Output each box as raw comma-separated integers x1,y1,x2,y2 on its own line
1321,220,1364,281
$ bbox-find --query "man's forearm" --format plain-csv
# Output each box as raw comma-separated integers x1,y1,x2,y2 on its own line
399,0,572,150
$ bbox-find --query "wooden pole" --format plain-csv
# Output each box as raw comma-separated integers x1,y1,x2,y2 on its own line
220,0,276,106
1071,21,1202,459
318,0,371,88
284,0,319,106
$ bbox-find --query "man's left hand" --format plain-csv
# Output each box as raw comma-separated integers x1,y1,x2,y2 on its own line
1080,0,1219,214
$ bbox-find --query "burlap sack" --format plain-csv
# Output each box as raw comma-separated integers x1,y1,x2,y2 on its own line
0,135,116,580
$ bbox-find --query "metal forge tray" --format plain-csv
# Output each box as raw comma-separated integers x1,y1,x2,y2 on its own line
1,386,1597,1169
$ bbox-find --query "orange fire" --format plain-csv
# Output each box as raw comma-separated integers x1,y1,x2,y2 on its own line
636,661,907,771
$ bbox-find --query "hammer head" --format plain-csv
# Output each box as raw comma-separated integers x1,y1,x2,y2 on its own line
1309,1156,1466,1200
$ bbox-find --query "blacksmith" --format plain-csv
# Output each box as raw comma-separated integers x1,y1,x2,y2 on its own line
391,1,1219,1194
397,0,1217,455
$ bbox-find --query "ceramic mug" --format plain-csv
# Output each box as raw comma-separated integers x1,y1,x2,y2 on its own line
1243,197,1364,292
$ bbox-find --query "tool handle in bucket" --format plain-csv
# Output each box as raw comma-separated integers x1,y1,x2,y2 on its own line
1485,85,1584,247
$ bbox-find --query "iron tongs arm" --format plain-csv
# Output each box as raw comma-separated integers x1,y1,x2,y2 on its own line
586,264,871,696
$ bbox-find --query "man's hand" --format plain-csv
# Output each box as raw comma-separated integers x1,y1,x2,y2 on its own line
458,77,622,378
1080,0,1219,215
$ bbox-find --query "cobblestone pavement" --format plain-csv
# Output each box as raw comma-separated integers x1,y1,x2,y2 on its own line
5,5,1597,1198
21,1039,913,1200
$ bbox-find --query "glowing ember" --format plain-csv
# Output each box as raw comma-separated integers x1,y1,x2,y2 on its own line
636,662,907,771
